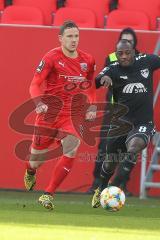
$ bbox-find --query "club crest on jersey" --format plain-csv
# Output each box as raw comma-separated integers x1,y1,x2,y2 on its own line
80,63,87,72
140,68,149,78
36,60,45,73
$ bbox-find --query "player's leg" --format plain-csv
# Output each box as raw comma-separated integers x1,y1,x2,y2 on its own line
88,100,110,193
92,158,117,208
39,134,80,210
44,134,80,194
24,116,55,191
111,124,155,187
88,136,107,193
111,137,145,186
24,133,53,191
92,136,126,208
24,148,48,191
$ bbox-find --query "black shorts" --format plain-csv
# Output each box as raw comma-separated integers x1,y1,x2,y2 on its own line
106,122,155,155
126,123,156,145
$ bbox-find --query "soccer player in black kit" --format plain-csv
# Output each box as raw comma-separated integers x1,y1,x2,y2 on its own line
92,39,160,208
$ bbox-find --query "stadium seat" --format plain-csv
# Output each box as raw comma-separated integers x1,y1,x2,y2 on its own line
1,6,44,25
13,0,57,25
0,0,4,11
53,7,96,28
66,0,110,28
118,0,160,30
106,10,150,30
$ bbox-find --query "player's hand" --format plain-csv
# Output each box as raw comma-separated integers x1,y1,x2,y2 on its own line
100,76,112,88
35,101,48,114
85,105,97,121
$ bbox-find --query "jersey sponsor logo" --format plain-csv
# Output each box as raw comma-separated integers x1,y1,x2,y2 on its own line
140,68,149,78
59,74,86,82
64,81,91,91
58,61,65,67
36,60,45,73
122,83,147,94
80,63,87,72
120,76,128,80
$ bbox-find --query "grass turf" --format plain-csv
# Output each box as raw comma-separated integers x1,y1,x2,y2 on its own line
0,190,160,240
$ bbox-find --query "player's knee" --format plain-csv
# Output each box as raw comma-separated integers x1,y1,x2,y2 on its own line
127,144,143,154
127,137,146,153
124,152,137,163
65,149,77,157
102,158,116,174
30,160,43,169
62,135,81,157
30,147,47,168
64,145,80,157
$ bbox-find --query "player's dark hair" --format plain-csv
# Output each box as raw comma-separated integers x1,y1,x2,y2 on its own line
116,39,134,49
59,20,79,35
119,27,137,49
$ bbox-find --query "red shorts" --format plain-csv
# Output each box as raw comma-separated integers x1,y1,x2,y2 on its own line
32,112,83,150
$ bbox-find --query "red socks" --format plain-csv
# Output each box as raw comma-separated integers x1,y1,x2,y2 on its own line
45,155,75,194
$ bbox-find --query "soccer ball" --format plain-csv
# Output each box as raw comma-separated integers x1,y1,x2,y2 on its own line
100,186,125,212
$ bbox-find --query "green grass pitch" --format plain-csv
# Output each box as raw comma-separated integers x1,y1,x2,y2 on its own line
0,190,160,240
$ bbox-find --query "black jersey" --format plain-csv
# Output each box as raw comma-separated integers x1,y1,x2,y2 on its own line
96,54,160,125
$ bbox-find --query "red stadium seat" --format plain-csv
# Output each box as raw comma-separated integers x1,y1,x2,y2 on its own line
66,0,110,28
53,7,96,28
0,0,4,11
1,6,44,25
106,10,150,30
118,0,160,30
13,0,57,25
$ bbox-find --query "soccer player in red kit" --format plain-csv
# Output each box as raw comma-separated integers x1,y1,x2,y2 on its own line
24,20,96,210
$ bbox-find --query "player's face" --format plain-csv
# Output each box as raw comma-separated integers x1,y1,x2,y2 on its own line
116,43,135,67
121,33,135,47
59,27,79,53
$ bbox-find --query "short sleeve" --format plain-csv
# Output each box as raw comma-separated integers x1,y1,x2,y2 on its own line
147,54,160,71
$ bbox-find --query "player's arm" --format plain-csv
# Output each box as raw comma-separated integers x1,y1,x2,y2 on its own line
30,56,53,113
147,54,160,70
95,66,113,89
85,56,97,121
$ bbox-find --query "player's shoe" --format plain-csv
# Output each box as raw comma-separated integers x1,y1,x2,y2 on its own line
24,170,36,191
38,194,54,210
92,187,101,208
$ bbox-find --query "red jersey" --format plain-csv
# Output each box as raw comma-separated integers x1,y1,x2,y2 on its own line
30,47,96,115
